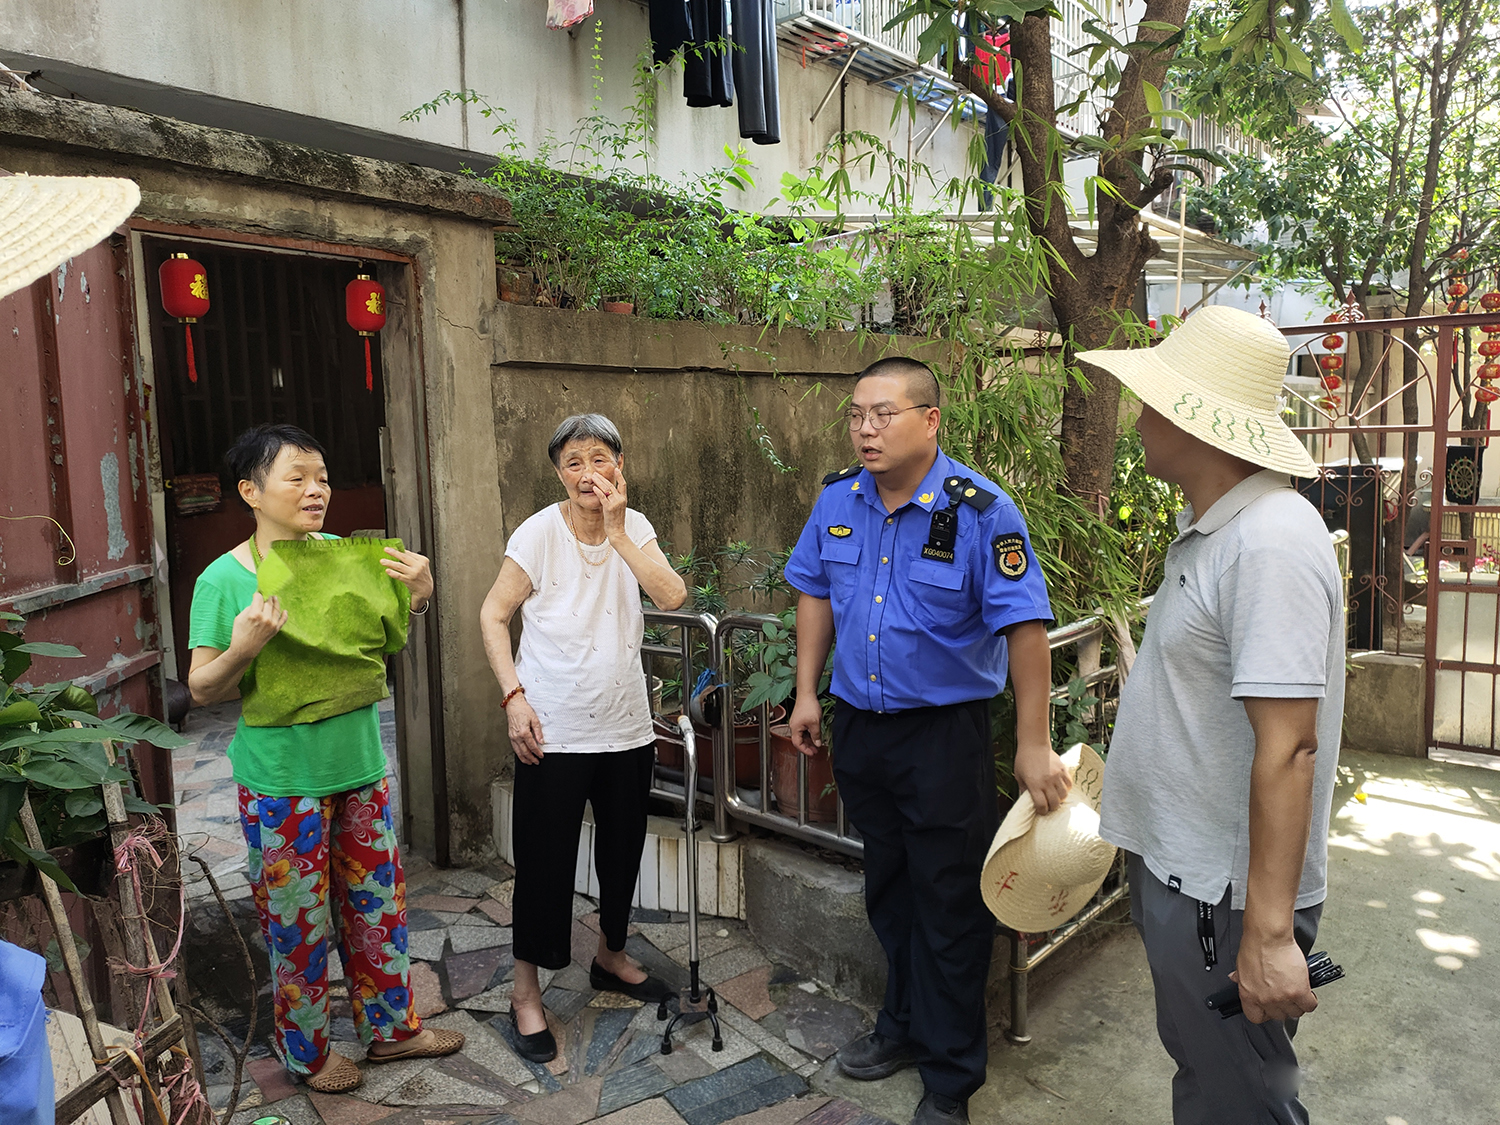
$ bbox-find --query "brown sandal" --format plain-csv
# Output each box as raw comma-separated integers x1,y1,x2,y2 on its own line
305,1051,363,1093
365,1027,466,1064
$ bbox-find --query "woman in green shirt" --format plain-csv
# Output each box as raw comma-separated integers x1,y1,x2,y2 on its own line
188,423,461,1093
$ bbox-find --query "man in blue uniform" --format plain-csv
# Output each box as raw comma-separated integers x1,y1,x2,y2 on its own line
784,357,1070,1125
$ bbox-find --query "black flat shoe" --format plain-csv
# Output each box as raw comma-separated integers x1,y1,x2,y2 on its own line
590,959,672,1003
508,1006,557,1063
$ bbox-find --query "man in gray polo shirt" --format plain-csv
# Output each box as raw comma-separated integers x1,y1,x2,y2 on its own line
1078,306,1344,1124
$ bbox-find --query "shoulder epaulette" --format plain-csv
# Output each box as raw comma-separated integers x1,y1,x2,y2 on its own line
822,466,861,486
943,475,998,512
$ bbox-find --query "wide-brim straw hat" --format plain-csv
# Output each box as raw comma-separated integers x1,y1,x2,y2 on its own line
1076,305,1317,477
0,174,141,301
981,743,1115,933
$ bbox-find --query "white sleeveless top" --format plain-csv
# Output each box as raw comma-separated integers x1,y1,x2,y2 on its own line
503,504,657,753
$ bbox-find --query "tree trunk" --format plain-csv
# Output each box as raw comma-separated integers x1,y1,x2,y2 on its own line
1004,1,1190,502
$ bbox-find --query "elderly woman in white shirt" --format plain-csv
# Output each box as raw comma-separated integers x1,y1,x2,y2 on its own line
480,413,687,1062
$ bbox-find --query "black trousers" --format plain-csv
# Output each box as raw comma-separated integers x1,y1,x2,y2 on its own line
832,699,999,1102
511,743,655,970
729,0,781,144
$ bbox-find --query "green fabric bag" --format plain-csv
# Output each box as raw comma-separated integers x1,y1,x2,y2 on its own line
242,537,411,728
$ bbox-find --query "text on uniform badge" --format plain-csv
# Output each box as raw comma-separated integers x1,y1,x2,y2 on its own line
993,534,1028,580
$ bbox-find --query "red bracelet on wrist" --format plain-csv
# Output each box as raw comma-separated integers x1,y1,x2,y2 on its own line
501,684,526,709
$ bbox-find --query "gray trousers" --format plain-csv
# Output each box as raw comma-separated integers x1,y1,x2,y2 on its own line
1127,853,1323,1125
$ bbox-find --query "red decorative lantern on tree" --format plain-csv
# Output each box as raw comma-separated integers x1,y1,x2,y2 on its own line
1481,291,1500,311
1450,280,1470,299
1317,395,1340,413
1479,340,1500,358
158,253,209,383
1321,374,1343,391
1477,385,1500,404
1479,362,1500,382
1322,333,1344,351
1319,354,1344,373
346,273,387,393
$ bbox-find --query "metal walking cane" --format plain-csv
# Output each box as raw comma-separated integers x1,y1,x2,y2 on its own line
658,713,724,1053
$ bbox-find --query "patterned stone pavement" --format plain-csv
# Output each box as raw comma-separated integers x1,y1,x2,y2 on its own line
171,702,898,1125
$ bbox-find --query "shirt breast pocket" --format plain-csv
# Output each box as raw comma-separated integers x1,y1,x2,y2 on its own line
819,539,862,599
909,558,972,629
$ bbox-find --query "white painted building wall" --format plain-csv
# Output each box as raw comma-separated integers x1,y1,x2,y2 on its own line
2,0,975,211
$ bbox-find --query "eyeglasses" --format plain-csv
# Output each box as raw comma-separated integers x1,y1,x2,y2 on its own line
845,405,933,431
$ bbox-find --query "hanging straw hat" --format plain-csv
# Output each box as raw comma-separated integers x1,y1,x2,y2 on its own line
981,743,1115,933
0,173,141,301
1076,305,1317,477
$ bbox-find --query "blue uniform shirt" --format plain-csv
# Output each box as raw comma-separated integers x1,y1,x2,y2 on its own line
784,448,1053,712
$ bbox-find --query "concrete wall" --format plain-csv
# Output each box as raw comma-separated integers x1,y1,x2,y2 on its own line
489,305,950,552
1344,652,1428,758
0,91,505,858
3,0,975,212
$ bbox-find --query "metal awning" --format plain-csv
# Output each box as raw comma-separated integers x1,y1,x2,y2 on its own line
811,209,1258,300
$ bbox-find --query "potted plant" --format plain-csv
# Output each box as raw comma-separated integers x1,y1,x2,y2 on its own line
0,612,184,896
742,609,838,823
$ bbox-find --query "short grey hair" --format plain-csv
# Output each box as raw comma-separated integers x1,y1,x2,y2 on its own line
548,413,623,466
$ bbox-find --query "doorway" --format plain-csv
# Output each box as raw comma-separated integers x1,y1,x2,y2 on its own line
142,238,390,679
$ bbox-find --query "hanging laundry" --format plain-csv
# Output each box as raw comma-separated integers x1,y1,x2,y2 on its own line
649,0,692,64
684,0,733,108
730,0,781,145
547,0,594,31
975,28,1013,210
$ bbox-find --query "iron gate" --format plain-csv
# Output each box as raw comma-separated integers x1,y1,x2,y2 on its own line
1283,308,1500,755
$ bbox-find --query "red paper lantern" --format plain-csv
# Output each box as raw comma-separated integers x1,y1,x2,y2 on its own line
1481,291,1500,311
1449,280,1470,298
1319,354,1344,372
1317,396,1340,412
1322,333,1344,351
1479,340,1500,358
158,253,209,383
1320,374,1343,391
1479,362,1500,382
345,274,387,393
1478,386,1500,404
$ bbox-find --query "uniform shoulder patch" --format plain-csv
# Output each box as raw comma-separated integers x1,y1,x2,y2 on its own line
827,525,853,538
822,466,860,486
992,533,1029,580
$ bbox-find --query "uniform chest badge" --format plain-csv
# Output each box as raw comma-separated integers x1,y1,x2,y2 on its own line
992,534,1029,580
828,525,854,538
919,491,935,504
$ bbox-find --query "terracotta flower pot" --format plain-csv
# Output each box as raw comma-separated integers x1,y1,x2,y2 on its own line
601,300,635,315
652,708,784,788
769,724,838,823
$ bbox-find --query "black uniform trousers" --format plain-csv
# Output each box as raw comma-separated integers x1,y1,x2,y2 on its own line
832,698,999,1102
511,743,655,970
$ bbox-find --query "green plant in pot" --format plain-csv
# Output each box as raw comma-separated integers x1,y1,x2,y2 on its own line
742,609,838,823
0,611,185,895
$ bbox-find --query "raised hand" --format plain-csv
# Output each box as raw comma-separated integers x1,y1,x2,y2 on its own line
229,592,287,659
590,466,629,542
382,547,434,608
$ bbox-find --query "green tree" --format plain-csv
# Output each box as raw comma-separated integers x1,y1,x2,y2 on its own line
890,0,1362,503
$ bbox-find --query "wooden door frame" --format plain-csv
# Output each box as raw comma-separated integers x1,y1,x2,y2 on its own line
125,220,451,863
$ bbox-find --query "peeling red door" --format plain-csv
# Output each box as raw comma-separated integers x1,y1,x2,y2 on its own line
0,235,170,805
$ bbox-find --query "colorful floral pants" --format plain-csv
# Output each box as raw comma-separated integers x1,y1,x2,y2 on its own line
238,779,421,1076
